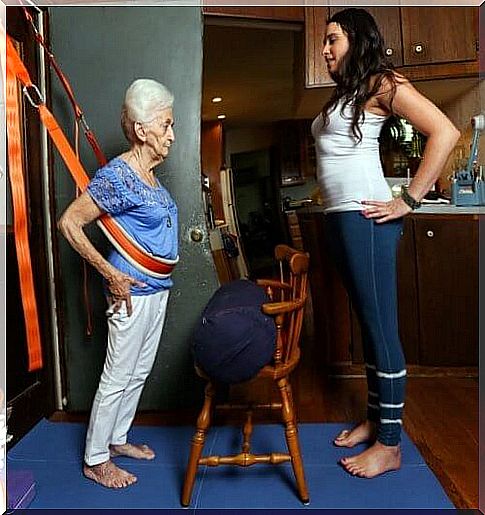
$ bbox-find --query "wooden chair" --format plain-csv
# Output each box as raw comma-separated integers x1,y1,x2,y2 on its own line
181,244,310,506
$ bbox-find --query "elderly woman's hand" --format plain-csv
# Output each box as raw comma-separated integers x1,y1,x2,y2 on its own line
361,197,412,223
106,271,147,316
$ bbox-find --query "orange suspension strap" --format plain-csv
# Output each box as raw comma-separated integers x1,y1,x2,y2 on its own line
5,37,43,371
6,36,179,277
21,7,107,166
21,7,105,335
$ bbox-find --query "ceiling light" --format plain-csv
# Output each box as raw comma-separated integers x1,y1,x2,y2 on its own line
217,114,226,120
212,97,222,103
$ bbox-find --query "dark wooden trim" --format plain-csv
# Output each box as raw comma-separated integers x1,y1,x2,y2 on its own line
396,60,478,82
203,6,304,23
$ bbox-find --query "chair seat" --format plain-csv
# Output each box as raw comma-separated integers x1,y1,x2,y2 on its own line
195,348,300,383
257,348,301,380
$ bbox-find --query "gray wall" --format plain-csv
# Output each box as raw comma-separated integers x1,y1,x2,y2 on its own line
49,7,219,410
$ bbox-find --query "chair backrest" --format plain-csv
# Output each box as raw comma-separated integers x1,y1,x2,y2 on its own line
264,244,309,367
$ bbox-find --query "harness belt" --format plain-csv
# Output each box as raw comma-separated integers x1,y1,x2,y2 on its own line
7,35,179,280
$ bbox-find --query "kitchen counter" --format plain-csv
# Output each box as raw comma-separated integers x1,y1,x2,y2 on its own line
300,204,484,215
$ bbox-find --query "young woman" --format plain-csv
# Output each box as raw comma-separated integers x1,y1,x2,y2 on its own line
312,8,459,478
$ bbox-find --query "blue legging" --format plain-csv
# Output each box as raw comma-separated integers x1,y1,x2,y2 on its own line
324,211,405,446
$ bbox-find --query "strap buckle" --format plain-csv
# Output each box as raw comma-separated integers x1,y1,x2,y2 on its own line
23,84,44,108
79,114,92,134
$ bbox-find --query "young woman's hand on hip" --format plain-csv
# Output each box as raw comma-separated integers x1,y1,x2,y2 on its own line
361,198,412,223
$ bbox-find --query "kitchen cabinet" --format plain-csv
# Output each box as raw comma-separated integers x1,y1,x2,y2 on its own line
413,214,478,366
401,8,477,66
304,7,333,88
304,6,478,87
203,6,304,23
298,210,479,368
329,7,403,68
275,120,316,186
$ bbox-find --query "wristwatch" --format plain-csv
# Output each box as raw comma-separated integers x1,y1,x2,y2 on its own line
400,186,421,210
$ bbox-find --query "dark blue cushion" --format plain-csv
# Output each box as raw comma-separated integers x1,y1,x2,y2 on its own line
192,280,276,384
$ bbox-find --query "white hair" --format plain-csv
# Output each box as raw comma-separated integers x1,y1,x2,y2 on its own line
121,78,174,143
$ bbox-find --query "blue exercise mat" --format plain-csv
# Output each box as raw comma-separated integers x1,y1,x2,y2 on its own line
7,419,453,510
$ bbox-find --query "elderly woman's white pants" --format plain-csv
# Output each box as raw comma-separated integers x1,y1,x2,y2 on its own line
84,289,170,466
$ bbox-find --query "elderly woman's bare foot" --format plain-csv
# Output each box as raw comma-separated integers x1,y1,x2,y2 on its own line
340,441,401,478
109,443,155,460
334,420,376,447
83,460,137,488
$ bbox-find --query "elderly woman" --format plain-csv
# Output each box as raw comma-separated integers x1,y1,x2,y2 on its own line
59,78,177,488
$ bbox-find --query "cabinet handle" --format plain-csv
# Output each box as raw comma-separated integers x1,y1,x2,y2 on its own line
385,47,394,57
413,43,424,54
426,230,434,238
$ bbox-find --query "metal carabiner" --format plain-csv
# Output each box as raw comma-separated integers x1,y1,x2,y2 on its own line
23,84,44,108
79,114,91,134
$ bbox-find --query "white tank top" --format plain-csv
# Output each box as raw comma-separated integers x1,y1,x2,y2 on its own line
311,99,392,213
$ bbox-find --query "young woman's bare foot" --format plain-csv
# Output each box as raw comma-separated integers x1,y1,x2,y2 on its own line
109,443,155,460
334,420,376,448
83,460,137,488
340,441,401,478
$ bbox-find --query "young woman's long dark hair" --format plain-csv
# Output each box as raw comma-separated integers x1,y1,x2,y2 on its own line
322,8,402,142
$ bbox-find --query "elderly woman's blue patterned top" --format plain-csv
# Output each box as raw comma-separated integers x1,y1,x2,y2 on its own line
87,157,178,295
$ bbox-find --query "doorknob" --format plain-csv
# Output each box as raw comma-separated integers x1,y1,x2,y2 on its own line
190,228,204,242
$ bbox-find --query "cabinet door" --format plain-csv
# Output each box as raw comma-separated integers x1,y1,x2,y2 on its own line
203,6,304,22
304,7,334,87
277,121,305,186
414,215,478,366
401,7,478,65
329,7,403,67
299,119,317,179
298,212,352,365
396,217,419,364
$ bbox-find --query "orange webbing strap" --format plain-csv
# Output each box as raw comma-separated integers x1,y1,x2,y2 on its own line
6,43,43,371
22,7,107,166
6,35,178,278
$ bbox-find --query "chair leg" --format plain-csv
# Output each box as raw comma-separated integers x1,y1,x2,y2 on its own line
181,382,215,507
277,377,310,504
